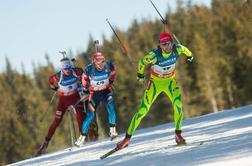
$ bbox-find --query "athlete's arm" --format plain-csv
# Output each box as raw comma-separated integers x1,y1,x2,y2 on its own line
49,72,60,91
108,61,116,84
138,51,157,75
176,44,192,57
82,68,90,92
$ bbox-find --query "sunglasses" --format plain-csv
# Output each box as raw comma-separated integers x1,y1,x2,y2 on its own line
162,42,172,47
63,68,72,71
95,60,105,64
62,65,72,70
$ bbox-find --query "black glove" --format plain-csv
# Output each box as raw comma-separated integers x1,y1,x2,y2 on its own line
187,56,194,62
83,89,90,94
137,73,145,82
162,20,168,25
109,79,114,84
51,86,58,91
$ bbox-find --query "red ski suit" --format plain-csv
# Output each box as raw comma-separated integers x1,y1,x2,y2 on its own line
45,68,86,141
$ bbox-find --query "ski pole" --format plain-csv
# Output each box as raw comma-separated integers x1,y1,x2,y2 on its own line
149,0,181,44
106,18,135,66
67,107,77,147
149,0,167,31
94,40,99,53
39,91,57,122
172,33,181,45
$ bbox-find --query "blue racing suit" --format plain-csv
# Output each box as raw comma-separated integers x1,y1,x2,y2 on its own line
81,61,117,135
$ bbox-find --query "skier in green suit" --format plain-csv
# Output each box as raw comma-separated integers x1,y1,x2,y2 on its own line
117,32,193,149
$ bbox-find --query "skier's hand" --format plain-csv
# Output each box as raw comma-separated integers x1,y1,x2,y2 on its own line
51,86,58,91
162,20,168,25
109,79,114,84
80,93,89,102
187,56,194,62
83,89,89,94
137,73,145,83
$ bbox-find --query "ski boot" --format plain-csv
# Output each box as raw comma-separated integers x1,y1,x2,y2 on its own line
35,140,49,156
175,130,186,145
109,126,118,141
75,134,86,147
116,134,131,149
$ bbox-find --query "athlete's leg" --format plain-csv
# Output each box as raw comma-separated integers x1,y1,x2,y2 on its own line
36,96,68,156
163,78,183,131
74,104,86,131
81,95,100,135
82,99,98,141
103,89,118,139
45,96,67,141
127,79,162,135
104,90,116,126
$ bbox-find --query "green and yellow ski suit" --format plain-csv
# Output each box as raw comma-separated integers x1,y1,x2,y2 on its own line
127,44,192,135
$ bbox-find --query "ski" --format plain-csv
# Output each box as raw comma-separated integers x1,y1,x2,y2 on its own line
100,141,204,159
100,147,119,159
178,141,204,146
166,141,204,149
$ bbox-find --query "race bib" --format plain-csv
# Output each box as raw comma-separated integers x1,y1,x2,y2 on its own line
152,64,175,75
59,77,78,93
90,79,110,91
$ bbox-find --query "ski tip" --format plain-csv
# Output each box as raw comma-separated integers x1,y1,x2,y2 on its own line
100,147,119,160
100,156,105,160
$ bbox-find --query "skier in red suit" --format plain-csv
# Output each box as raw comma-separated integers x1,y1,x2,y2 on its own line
35,57,98,156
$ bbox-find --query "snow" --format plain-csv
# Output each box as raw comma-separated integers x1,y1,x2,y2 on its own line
9,105,252,166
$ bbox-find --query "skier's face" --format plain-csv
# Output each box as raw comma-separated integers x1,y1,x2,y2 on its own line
62,68,72,75
93,54,106,71
160,42,173,54
60,59,72,75
94,60,105,71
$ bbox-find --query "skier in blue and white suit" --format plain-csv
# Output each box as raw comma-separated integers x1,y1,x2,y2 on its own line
75,52,118,146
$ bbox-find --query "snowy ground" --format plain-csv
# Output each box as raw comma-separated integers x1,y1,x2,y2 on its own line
9,105,252,166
